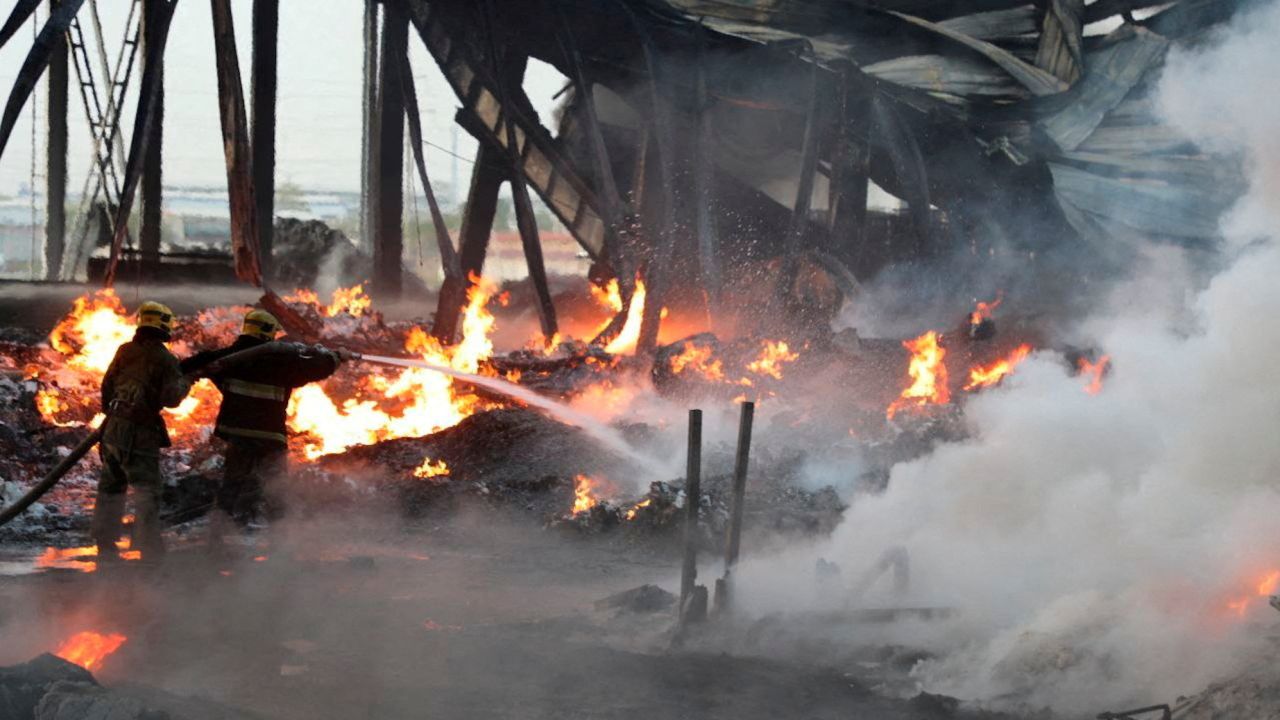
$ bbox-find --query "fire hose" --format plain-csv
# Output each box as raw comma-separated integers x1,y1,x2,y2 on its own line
0,342,338,528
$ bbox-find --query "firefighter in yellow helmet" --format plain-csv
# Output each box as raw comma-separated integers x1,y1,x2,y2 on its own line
93,301,191,563
182,309,351,537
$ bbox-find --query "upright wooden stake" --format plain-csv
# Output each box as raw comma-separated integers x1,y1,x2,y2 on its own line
372,0,407,301
251,0,278,279
44,0,67,280
724,400,755,570
679,408,704,623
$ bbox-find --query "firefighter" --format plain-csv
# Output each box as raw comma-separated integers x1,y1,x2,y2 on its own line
181,310,351,535
93,300,191,563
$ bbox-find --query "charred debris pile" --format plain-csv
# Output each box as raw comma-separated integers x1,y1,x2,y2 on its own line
0,273,1107,558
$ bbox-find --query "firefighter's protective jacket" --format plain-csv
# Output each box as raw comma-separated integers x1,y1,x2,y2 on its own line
100,327,190,452
182,335,338,445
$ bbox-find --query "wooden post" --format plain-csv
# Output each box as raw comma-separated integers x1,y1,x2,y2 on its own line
250,0,278,279
360,0,378,253
724,400,754,570
372,0,407,301
714,400,755,614
679,408,704,623
432,143,502,342
44,0,67,280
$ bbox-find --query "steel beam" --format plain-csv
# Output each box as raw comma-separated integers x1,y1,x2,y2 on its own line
372,0,407,301
251,0,278,278
44,0,68,280
139,0,165,278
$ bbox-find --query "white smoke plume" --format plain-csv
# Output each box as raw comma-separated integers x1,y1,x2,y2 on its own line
741,3,1280,712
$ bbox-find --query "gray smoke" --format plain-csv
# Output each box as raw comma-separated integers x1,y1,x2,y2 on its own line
739,2,1280,712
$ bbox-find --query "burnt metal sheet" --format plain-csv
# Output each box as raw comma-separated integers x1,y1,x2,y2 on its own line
863,53,1025,98
885,10,1068,96
1049,161,1226,240
937,6,1038,40
1035,0,1084,84
1038,26,1169,151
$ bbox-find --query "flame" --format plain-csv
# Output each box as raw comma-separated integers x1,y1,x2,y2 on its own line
964,344,1033,391
747,340,799,380
669,342,724,382
591,278,648,355
886,331,950,420
969,293,1003,327
413,457,449,479
48,290,134,374
285,284,372,318
1225,569,1280,617
624,498,652,520
55,631,127,670
35,538,141,573
326,284,371,317
572,474,601,515
286,274,500,459
1078,355,1110,395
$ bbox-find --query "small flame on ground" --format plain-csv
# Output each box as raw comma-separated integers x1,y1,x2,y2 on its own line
1078,355,1110,395
572,474,602,515
55,631,127,670
887,331,950,420
413,457,450,479
964,344,1033,391
286,284,373,318
969,292,1003,327
1226,569,1280,617
624,498,652,520
746,340,799,380
669,342,724,381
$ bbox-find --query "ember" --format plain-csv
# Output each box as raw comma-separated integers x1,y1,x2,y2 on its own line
55,631,127,670
624,498,652,520
886,331,949,420
964,344,1032,391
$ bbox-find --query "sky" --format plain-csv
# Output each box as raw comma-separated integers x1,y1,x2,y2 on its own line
0,0,567,202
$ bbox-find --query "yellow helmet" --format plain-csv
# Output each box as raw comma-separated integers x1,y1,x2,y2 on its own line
241,309,280,341
137,301,175,336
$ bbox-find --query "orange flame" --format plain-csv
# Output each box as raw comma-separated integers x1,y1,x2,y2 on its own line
413,457,450,479
590,277,650,355
55,631,127,670
964,344,1032,391
969,293,1003,327
669,342,724,382
624,498,652,520
1078,355,1110,395
286,274,500,459
1225,569,1280,617
48,290,134,374
746,339,799,380
285,284,372,318
572,474,601,515
887,331,950,420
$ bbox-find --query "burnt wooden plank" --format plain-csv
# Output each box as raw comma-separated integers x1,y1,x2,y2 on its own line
211,0,262,286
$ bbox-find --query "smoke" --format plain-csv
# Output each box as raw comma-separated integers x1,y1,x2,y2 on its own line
738,4,1280,712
